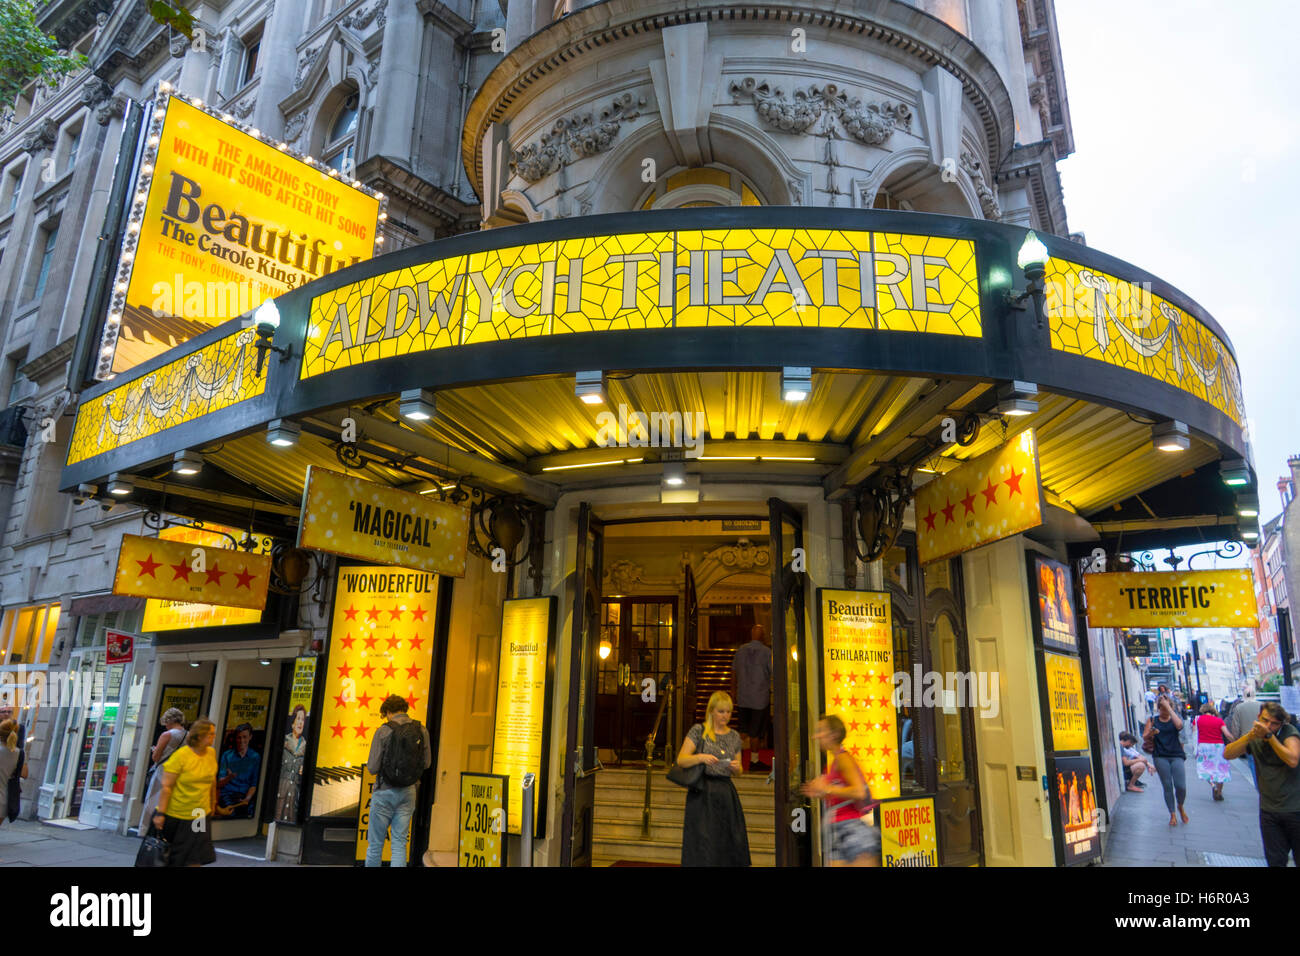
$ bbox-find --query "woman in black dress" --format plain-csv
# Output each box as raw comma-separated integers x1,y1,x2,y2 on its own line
677,691,750,866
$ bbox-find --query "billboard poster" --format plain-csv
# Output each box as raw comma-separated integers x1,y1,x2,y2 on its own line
96,92,383,379
1044,651,1090,752
1052,753,1102,865
275,656,316,824
1030,555,1078,652
217,686,271,819
458,773,508,867
142,524,272,631
491,597,554,835
877,796,939,867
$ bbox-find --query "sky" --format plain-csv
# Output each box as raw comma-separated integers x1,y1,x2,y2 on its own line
1053,0,1300,527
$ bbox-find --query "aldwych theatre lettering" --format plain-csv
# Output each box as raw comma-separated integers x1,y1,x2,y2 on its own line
314,246,960,357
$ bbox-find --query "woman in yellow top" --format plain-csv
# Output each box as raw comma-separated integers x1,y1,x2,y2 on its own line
150,718,218,867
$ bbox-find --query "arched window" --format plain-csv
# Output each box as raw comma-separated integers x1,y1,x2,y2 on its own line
323,91,359,175
638,167,763,209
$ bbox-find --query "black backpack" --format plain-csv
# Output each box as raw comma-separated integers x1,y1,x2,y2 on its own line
380,720,425,787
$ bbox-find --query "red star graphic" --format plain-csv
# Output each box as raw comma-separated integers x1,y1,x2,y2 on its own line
136,553,161,577
961,489,977,515
922,508,937,531
344,605,359,621
204,562,225,586
333,692,349,708
360,662,375,679
169,560,191,582
329,721,346,738
364,635,378,650
410,605,427,622
880,744,893,757
387,607,404,621
832,694,844,708
875,672,890,685
861,696,874,709
1005,468,1025,497
383,664,398,679
941,498,957,524
880,720,891,733
355,692,373,710
336,662,352,679
832,670,843,684
880,770,893,783
863,744,877,757
848,719,861,733
340,634,355,650
405,664,422,679
386,637,402,651
848,744,861,757
404,693,420,710
981,478,999,507
409,636,424,651
233,566,255,589
365,606,381,622
353,723,369,739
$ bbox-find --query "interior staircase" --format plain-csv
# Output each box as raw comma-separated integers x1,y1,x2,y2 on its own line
693,648,736,724
592,766,776,866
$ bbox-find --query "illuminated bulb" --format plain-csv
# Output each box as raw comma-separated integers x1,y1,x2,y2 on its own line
374,191,385,200
141,164,152,174
598,640,612,660
375,235,384,244
148,136,159,146
250,128,260,138
154,109,165,120
379,212,388,220
158,81,172,92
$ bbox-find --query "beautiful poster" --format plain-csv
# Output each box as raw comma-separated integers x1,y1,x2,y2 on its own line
310,566,438,819
217,687,271,819
491,597,553,835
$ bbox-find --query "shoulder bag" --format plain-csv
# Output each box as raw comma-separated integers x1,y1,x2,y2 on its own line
134,822,171,867
1141,719,1156,754
666,726,706,791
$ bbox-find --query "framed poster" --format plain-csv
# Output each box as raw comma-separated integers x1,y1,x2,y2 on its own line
1028,554,1078,653
491,597,556,836
877,795,940,868
217,686,272,820
154,685,203,736
105,629,135,665
458,772,508,867
1043,652,1089,752
1050,753,1102,865
274,657,316,824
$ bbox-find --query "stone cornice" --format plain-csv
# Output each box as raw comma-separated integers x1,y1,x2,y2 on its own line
19,338,77,383
462,0,1016,198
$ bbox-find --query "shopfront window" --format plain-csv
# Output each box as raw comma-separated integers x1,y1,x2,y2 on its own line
0,602,60,666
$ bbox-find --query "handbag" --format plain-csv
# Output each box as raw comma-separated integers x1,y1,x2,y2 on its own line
1141,720,1156,754
7,750,22,822
134,823,171,868
667,760,704,791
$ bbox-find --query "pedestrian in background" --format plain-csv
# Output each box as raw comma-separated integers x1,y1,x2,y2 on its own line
1144,695,1188,826
364,695,431,867
677,691,750,866
802,714,878,866
0,720,26,827
731,624,772,772
150,718,218,867
1224,702,1300,867
1228,689,1263,790
138,708,187,833
1193,702,1233,801
1119,732,1153,792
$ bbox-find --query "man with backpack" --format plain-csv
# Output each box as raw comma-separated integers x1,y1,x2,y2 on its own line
364,695,432,867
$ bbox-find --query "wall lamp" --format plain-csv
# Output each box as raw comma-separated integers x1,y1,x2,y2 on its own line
266,419,301,447
1006,231,1049,329
73,483,98,505
1151,420,1189,453
106,473,134,496
173,450,203,476
252,299,292,376
1236,492,1259,518
399,388,436,421
782,367,812,402
575,370,605,405
1219,458,1250,486
996,381,1038,417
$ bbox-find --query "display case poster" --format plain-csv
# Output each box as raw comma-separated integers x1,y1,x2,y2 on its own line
1044,652,1089,752
1052,753,1102,865
491,597,554,835
1032,555,1078,652
458,772,508,867
217,686,271,820
275,657,316,824
156,685,203,736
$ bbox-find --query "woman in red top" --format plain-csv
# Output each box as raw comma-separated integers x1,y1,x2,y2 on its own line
801,714,878,866
1194,702,1235,801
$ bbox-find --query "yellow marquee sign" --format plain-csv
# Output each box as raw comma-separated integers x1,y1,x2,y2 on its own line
915,430,1044,565
113,533,271,610
142,523,273,631
102,95,382,377
1082,569,1258,628
302,229,982,379
1044,652,1089,752
818,589,900,799
298,467,469,577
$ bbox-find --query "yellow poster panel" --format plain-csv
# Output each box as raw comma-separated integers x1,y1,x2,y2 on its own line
916,429,1044,565
1044,652,1089,752
491,597,552,834
112,96,380,374
289,657,317,713
298,467,469,578
819,589,899,799
114,533,270,610
1082,569,1258,628
310,566,438,820
878,797,938,867
458,773,507,867
355,768,391,863
142,524,271,631
159,685,203,725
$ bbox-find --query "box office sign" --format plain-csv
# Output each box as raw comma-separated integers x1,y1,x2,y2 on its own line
1082,570,1258,628
915,430,1044,565
142,523,272,631
298,466,469,577
1044,652,1089,752
817,589,900,799
97,93,382,379
878,796,939,868
492,597,555,835
113,533,271,610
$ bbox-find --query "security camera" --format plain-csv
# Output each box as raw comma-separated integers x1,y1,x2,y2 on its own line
100,500,114,513
73,483,97,505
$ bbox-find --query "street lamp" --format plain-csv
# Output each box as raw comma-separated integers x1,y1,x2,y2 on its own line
252,299,292,376
1007,231,1049,329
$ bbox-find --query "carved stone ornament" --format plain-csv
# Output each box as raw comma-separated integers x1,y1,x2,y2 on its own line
729,78,912,146
510,92,646,183
959,150,1001,219
712,538,771,572
296,45,322,89
80,77,114,108
284,111,308,144
343,1,386,30
23,118,58,154
233,97,256,119
96,93,129,125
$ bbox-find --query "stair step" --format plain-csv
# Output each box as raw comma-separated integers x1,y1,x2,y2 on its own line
594,819,777,846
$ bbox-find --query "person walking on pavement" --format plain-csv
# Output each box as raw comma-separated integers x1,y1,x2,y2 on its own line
1144,695,1189,826
1224,701,1300,867
731,624,772,773
364,695,431,867
1193,702,1233,801
138,708,187,833
150,718,218,867
1145,688,1157,717
1228,688,1263,790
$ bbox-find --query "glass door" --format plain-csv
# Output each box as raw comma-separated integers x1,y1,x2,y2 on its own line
596,598,677,762
769,497,811,867
561,502,603,867
77,658,123,825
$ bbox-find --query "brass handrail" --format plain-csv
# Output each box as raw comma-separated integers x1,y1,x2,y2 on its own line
642,676,675,837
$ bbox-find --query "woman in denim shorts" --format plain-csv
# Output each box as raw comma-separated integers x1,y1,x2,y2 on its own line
801,714,880,867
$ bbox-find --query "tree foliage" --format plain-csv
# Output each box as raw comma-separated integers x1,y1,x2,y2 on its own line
0,0,87,108
148,1,196,40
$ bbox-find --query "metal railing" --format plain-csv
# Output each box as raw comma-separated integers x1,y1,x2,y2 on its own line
641,676,675,837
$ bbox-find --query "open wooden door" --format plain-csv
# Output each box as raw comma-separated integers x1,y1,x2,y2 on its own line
769,498,812,867
560,502,603,866
681,564,699,750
